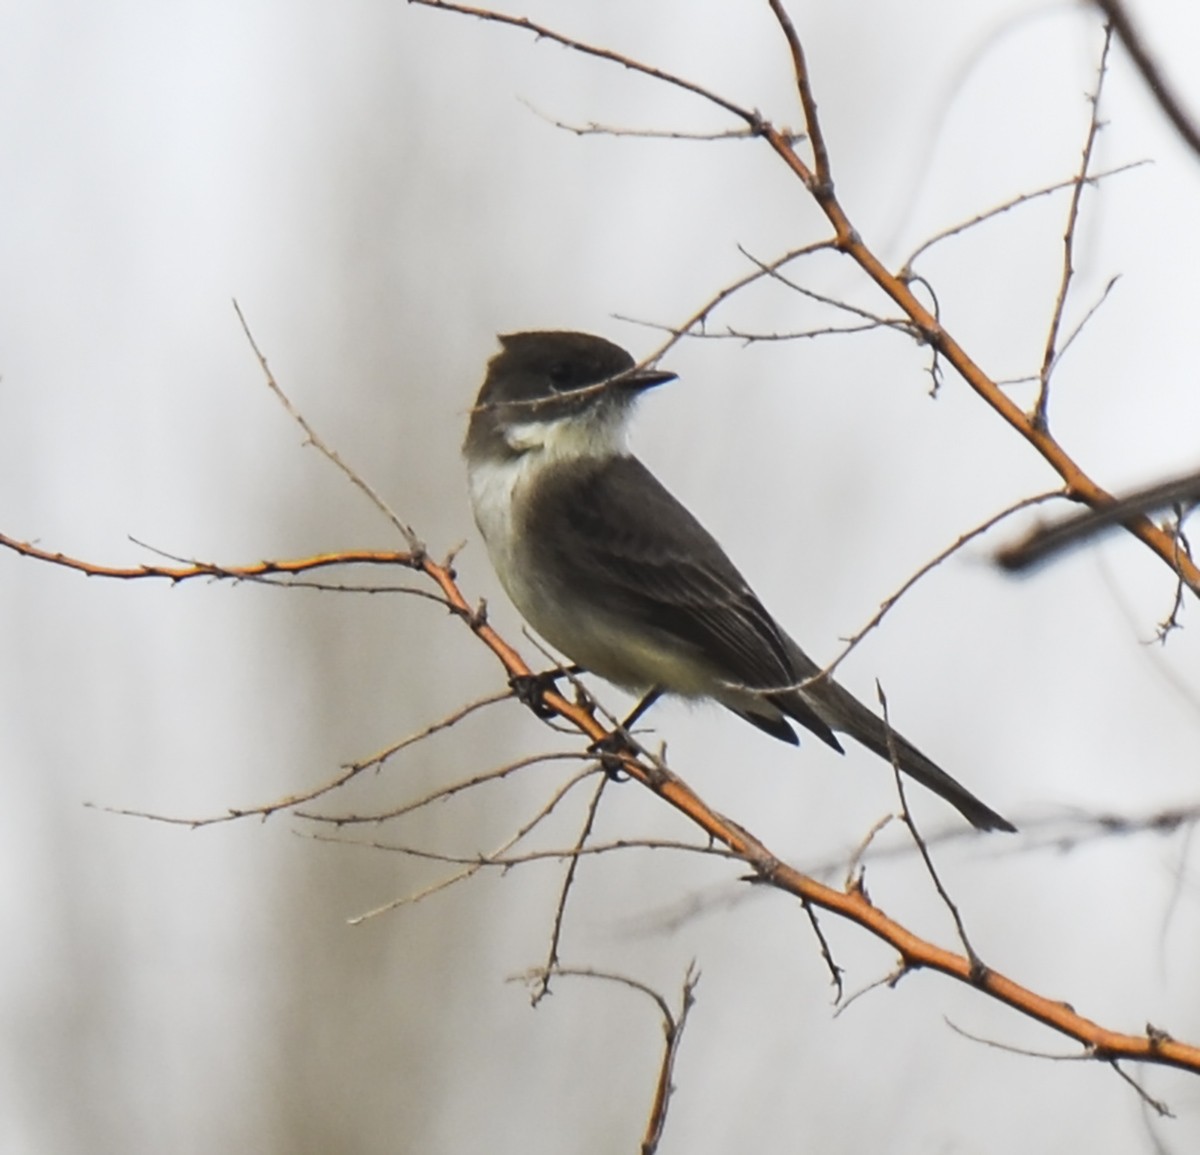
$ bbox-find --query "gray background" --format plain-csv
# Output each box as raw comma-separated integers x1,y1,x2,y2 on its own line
2,1,1198,1151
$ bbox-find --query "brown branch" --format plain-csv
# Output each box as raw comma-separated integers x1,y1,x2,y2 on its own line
515,965,699,1155
753,38,1196,594
641,964,698,1155
0,533,422,584
766,0,830,187
57,493,1196,1073
414,547,1200,1076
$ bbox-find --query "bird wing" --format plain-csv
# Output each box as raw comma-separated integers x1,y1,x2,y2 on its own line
521,455,843,752
523,456,789,678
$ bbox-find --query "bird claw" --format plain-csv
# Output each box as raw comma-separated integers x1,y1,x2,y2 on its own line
508,665,581,719
587,732,631,781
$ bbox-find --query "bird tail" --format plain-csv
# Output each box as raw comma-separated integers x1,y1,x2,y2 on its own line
786,681,1016,833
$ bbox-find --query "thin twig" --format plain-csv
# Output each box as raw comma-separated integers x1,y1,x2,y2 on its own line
1155,508,1193,642
408,0,756,125
306,832,738,868
622,241,836,364
641,964,699,1155
347,765,602,922
233,299,420,548
798,896,844,1002
518,97,788,142
878,683,982,975
87,689,515,827
297,750,589,825
811,490,1065,685
686,320,895,344
902,161,1146,270
1034,25,1113,431
1043,274,1121,382
532,774,610,1005
513,964,699,1155
737,244,910,330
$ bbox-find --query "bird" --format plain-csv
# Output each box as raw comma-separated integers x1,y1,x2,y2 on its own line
463,330,1014,832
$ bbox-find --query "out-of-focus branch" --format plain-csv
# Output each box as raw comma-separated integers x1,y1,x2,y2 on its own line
1093,0,1200,161
997,467,1200,573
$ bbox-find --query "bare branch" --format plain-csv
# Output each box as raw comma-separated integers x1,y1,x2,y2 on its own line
233,299,420,548
518,97,789,142
88,690,515,828
0,532,421,585
878,683,982,975
513,964,699,1155
1042,274,1121,382
407,0,758,126
902,161,1147,270
532,774,609,1005
307,832,739,869
737,243,910,330
347,764,603,922
621,241,836,363
812,489,1066,685
298,751,590,825
766,0,830,187
1034,25,1114,431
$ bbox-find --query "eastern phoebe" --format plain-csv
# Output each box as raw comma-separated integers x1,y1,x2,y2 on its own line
464,330,1014,833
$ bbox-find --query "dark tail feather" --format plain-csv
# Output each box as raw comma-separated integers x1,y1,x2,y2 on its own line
784,685,1016,833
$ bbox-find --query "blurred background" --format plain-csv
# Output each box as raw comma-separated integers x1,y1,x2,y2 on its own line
2,1,1199,1151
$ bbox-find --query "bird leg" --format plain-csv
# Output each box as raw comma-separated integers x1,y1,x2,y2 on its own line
588,687,663,779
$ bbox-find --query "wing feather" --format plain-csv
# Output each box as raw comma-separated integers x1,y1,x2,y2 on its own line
525,455,795,691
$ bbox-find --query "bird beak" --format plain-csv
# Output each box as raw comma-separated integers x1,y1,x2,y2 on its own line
614,366,677,394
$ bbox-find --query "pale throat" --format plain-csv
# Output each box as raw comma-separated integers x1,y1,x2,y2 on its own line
467,406,630,604
501,405,630,462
